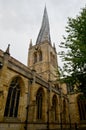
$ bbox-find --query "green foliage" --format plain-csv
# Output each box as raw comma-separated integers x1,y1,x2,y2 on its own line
59,6,86,95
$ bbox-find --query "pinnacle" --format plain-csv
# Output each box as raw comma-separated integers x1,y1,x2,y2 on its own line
5,44,10,55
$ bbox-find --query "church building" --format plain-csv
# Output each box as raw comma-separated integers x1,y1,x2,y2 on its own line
0,6,86,130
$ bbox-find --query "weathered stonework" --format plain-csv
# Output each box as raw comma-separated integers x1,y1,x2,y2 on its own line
0,6,85,130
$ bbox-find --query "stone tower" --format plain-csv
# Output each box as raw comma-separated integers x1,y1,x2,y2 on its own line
28,6,58,81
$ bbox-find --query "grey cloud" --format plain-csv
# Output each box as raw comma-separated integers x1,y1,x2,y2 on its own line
0,0,86,66
0,0,42,32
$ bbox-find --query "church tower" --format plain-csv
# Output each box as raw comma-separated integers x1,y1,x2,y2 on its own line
28,6,58,81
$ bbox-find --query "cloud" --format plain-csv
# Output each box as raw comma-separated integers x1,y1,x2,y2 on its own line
0,0,41,32
0,0,86,66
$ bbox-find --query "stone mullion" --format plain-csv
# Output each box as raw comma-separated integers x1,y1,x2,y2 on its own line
14,89,20,117
13,89,17,117
8,87,14,117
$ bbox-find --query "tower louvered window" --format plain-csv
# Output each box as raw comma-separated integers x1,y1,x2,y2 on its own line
34,53,37,63
4,77,20,117
39,51,42,61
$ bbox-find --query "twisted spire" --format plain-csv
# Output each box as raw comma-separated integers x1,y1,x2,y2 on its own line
36,6,51,44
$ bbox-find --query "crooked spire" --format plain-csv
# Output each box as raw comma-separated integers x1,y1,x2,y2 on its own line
36,6,51,44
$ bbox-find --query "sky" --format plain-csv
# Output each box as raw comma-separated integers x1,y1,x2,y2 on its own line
0,0,86,67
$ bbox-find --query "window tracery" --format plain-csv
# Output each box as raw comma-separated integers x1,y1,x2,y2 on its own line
34,52,37,63
52,95,57,121
4,77,20,117
33,49,42,64
36,88,43,120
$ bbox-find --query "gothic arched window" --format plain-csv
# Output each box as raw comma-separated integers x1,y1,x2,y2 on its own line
4,77,20,117
50,52,56,67
39,51,42,61
63,99,66,123
78,95,86,120
36,88,43,120
34,52,37,63
52,95,57,121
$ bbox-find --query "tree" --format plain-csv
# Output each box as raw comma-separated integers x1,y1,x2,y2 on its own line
59,6,86,95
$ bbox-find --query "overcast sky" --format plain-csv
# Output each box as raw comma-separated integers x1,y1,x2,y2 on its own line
0,0,86,67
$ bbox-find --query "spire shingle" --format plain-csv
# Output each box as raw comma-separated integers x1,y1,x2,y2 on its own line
36,6,51,44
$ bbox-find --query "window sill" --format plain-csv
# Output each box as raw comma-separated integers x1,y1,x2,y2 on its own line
3,117,21,122
80,120,86,123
